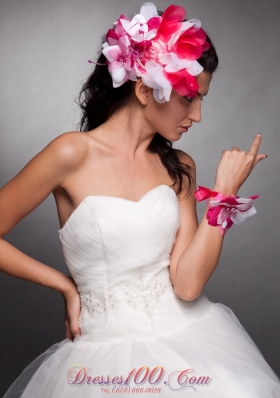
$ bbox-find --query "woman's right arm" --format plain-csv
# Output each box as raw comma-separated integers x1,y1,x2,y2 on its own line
0,131,87,338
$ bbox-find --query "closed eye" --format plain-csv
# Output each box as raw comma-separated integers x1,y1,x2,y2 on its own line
184,96,193,103
184,96,203,103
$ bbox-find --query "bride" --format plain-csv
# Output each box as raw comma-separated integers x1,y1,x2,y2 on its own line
1,2,280,397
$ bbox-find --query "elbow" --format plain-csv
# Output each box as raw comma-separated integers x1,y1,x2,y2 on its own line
170,269,203,301
174,286,202,301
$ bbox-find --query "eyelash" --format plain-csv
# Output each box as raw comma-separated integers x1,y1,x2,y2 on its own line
184,96,204,103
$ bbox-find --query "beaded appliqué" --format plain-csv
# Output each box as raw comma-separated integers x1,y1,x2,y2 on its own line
119,266,179,325
78,267,180,325
77,285,121,325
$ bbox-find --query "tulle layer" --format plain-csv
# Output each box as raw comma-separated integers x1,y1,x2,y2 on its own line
3,302,280,398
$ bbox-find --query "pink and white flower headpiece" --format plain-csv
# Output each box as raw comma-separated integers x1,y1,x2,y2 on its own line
89,2,210,103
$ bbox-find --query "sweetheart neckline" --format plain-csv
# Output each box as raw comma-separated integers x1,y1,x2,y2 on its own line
58,184,177,234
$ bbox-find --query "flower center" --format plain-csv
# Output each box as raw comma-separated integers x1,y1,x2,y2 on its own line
117,53,128,65
227,207,237,214
136,28,145,38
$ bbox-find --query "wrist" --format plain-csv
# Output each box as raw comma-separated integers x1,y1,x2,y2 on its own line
212,185,239,197
58,274,78,297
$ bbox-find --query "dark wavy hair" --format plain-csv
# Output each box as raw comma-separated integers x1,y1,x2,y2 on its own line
76,14,218,197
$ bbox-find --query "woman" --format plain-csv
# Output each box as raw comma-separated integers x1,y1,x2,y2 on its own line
1,2,280,397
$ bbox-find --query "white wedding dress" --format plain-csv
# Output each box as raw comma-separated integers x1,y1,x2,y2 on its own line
3,184,280,397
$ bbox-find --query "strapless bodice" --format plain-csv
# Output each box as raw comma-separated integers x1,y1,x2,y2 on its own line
57,184,211,344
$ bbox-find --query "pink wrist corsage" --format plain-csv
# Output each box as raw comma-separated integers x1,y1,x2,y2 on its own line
194,186,260,235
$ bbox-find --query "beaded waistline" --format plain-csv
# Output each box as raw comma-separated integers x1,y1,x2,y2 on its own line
77,266,182,326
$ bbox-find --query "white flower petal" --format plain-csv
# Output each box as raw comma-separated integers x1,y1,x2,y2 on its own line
222,220,227,229
230,210,248,225
129,69,138,81
131,14,147,25
129,22,148,39
142,71,161,89
157,73,172,88
235,197,252,204
186,61,204,76
218,208,228,224
168,53,203,76
144,30,157,40
188,18,201,29
246,206,257,217
231,206,257,225
165,63,179,73
163,86,172,101
158,87,165,99
113,80,125,88
209,199,220,208
159,54,172,65
140,2,158,20
153,89,167,103
120,19,133,34
111,63,126,83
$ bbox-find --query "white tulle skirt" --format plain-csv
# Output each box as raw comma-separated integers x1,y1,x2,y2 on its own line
3,295,280,398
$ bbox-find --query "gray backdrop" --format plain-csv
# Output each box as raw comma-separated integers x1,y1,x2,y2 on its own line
0,0,279,395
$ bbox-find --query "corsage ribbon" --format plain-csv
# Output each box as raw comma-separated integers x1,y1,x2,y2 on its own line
194,186,260,235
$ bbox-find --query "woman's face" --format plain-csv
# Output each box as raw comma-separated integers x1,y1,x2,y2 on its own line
145,71,212,140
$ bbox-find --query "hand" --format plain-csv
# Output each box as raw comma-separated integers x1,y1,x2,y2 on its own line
62,279,81,340
213,134,266,196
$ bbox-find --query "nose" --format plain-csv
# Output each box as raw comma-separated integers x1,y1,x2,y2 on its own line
187,99,201,123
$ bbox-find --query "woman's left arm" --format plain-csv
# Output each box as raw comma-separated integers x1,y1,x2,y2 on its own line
170,134,266,301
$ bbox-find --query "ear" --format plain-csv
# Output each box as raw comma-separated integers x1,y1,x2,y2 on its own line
134,78,152,105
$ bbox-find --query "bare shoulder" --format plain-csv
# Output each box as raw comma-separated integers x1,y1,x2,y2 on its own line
0,131,90,237
45,131,90,172
173,149,196,198
173,148,196,172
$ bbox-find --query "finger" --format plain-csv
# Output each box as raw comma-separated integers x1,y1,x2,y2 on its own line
65,319,73,340
69,305,81,337
70,315,81,338
248,133,261,156
252,153,267,168
231,146,240,151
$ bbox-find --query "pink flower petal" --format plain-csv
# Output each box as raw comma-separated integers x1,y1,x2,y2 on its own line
132,40,152,51
147,17,161,31
162,5,186,23
102,45,121,62
106,28,118,43
156,4,186,42
118,36,129,54
170,27,208,60
165,68,198,95
202,42,211,52
207,207,222,226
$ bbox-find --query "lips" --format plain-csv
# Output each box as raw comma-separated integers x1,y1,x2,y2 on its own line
180,125,191,132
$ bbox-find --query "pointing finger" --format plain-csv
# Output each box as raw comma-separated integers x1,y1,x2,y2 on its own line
248,133,262,156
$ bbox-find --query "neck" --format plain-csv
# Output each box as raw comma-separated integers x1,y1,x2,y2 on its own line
91,104,156,160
